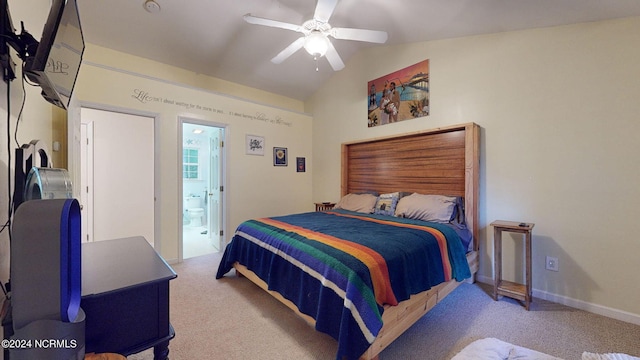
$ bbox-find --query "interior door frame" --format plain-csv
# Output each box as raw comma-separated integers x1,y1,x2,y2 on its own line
207,128,224,250
68,101,161,250
178,116,228,262
80,121,94,242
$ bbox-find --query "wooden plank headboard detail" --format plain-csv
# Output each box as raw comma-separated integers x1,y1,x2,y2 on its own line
341,122,480,250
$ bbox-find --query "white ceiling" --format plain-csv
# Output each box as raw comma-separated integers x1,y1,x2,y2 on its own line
77,0,640,101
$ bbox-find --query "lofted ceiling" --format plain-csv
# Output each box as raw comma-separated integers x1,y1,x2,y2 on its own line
77,0,640,101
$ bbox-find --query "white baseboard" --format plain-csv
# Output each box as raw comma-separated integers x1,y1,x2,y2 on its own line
476,275,640,326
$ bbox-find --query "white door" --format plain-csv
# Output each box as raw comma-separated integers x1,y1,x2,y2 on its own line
208,129,223,250
80,108,155,245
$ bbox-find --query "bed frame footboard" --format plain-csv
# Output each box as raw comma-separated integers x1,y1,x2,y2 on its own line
358,250,478,360
232,250,478,360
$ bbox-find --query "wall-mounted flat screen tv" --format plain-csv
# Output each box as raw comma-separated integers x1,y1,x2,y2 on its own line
23,0,85,109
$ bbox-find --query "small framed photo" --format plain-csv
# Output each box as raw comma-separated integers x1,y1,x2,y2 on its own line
246,134,265,156
296,157,306,172
273,147,287,166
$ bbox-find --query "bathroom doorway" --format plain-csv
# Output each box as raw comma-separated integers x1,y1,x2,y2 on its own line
181,120,225,259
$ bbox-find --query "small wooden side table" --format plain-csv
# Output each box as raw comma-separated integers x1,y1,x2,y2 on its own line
314,202,336,212
491,220,535,310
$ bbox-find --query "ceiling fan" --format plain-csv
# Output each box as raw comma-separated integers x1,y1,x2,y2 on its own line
244,0,388,71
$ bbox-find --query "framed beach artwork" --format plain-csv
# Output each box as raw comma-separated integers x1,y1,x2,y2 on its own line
246,134,265,155
273,147,288,166
367,59,430,127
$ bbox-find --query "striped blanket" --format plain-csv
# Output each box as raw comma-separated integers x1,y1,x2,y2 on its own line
216,209,471,360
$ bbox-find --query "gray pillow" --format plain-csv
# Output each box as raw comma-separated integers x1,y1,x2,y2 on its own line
334,193,378,213
394,193,457,223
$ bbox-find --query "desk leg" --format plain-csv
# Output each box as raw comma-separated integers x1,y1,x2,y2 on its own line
153,340,170,360
493,227,502,301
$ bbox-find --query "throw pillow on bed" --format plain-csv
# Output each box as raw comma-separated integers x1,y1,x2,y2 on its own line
334,193,378,213
374,192,400,216
394,193,457,223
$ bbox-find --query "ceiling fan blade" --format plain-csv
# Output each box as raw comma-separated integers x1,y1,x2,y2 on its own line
331,27,388,43
324,41,345,71
313,0,339,23
271,37,306,64
243,14,302,32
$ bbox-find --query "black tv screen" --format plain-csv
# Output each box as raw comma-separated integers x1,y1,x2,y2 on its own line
24,0,84,109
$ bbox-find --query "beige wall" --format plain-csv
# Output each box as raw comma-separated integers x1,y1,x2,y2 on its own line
306,17,640,323
84,46,305,114
73,47,313,261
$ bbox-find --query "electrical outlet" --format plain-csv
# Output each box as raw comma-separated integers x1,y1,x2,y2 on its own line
545,256,559,272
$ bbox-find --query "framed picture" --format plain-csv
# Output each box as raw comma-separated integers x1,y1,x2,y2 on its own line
246,134,265,155
296,157,305,172
273,147,287,166
367,59,430,127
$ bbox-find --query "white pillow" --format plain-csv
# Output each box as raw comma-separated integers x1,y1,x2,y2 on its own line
334,193,378,213
394,193,457,223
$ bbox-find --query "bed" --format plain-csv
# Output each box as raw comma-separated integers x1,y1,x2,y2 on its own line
216,123,480,360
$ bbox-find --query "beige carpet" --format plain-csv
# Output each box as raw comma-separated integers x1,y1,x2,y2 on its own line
129,252,640,360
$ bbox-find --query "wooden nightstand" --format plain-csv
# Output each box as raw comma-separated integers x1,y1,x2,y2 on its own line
314,202,336,212
491,220,535,310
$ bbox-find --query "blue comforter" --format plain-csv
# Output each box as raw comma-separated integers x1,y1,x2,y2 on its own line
216,209,470,359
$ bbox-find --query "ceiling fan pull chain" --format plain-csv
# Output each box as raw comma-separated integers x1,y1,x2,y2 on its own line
314,55,319,72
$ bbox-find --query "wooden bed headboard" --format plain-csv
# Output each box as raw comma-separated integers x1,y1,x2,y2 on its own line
341,122,480,250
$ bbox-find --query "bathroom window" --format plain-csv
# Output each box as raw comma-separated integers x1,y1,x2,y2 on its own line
183,148,199,179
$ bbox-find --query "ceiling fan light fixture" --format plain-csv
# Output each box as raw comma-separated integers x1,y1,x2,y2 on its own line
143,0,161,13
304,31,329,57
244,0,385,71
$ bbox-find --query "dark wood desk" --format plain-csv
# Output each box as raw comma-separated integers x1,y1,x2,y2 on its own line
2,236,177,359
81,236,177,359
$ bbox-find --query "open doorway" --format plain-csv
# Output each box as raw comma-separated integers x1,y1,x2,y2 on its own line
181,120,225,259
